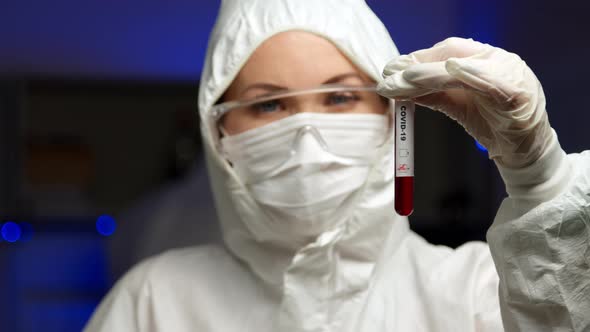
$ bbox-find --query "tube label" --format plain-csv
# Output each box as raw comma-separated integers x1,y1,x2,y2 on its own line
395,100,414,177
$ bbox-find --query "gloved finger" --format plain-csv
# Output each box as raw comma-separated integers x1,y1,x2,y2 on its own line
413,37,490,62
445,57,517,103
413,90,470,122
382,54,418,77
381,37,490,81
377,72,435,99
402,61,468,90
378,61,467,99
412,91,456,112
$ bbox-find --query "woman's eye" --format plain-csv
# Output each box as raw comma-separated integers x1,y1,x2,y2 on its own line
327,93,359,105
252,100,282,113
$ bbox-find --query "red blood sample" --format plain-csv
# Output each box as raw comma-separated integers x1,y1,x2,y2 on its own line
395,176,414,216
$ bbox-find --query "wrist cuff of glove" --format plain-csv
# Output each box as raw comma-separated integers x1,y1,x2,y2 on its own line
496,130,571,203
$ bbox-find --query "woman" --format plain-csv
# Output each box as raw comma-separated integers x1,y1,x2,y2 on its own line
85,0,590,331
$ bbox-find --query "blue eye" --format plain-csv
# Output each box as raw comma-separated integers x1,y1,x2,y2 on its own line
252,100,282,113
327,93,359,105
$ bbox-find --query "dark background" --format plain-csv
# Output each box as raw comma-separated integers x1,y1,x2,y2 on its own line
1,0,589,331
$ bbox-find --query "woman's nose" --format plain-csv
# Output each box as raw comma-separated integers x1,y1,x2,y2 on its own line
291,99,323,115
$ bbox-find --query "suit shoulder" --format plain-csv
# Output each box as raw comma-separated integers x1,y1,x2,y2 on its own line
118,244,237,292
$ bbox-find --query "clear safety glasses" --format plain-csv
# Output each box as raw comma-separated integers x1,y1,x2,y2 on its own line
211,84,391,135
213,84,394,179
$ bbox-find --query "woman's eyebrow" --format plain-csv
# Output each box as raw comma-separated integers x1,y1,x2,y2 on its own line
323,73,366,84
239,83,286,97
239,73,366,97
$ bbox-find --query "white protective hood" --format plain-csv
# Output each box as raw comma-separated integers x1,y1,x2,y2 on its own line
198,0,409,329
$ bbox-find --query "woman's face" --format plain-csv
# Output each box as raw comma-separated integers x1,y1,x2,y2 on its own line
221,31,388,135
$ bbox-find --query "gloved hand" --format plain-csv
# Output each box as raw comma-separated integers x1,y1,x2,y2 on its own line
377,37,554,169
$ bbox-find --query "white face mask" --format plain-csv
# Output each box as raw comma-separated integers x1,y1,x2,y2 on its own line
220,112,391,237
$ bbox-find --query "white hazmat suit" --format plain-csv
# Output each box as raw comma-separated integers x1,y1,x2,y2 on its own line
85,0,590,331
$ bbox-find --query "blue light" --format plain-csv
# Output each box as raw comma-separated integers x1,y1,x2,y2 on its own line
475,140,488,152
96,215,116,236
2,221,22,243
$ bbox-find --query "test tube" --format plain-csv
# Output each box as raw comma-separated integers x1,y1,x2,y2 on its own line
395,100,414,216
